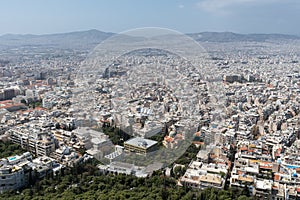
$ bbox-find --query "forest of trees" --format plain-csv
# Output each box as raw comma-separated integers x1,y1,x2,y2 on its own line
0,140,26,158
0,140,254,199
0,157,253,200
102,126,132,146
174,143,200,166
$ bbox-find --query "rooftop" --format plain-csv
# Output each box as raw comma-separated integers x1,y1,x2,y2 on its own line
124,137,158,149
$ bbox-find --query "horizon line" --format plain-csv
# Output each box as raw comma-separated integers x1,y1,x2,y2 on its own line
0,29,299,37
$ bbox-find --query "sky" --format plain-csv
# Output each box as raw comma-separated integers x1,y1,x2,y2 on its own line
0,0,299,35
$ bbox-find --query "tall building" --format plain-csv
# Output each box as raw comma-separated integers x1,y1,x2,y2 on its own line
0,152,32,193
9,127,56,157
3,89,15,100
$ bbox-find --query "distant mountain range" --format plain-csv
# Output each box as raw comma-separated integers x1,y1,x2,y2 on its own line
187,32,300,42
0,29,299,50
0,29,113,50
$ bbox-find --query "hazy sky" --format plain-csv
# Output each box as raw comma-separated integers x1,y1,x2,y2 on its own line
0,0,299,35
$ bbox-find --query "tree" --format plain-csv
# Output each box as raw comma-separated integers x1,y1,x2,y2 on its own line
173,166,185,179
20,99,27,104
0,159,253,200
238,195,251,200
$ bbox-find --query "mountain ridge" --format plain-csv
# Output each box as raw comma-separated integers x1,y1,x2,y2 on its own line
0,29,299,50
187,31,300,42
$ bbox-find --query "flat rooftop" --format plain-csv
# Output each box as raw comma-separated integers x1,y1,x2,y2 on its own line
124,137,158,149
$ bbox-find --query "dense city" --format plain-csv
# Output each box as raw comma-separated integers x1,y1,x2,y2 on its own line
0,30,300,200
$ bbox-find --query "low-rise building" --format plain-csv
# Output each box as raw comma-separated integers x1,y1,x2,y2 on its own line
124,137,158,155
179,161,227,190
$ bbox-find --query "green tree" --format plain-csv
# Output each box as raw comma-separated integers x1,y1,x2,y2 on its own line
238,195,251,200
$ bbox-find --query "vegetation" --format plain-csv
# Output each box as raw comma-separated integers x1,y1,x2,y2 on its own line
0,158,254,200
0,141,254,200
174,143,200,166
149,132,165,146
27,101,42,108
171,165,186,179
0,140,27,158
102,126,132,145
